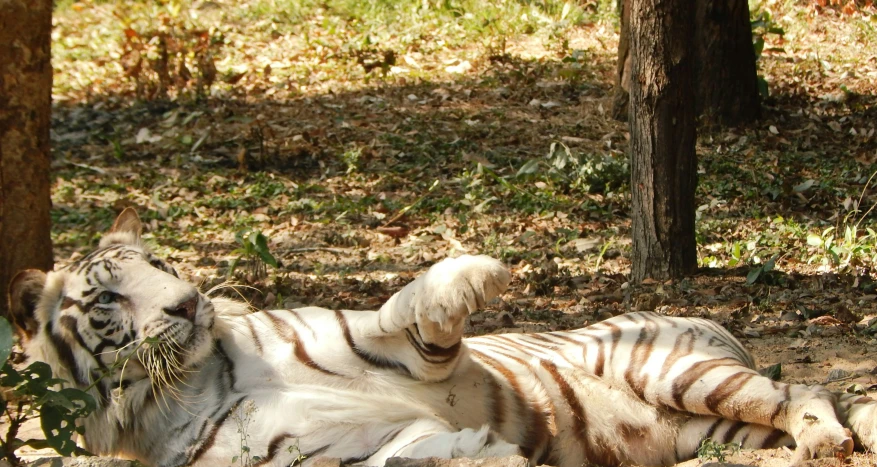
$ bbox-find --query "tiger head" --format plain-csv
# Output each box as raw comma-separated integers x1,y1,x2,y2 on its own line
7,208,216,406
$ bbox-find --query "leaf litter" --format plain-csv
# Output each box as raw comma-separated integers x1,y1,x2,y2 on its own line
31,0,877,464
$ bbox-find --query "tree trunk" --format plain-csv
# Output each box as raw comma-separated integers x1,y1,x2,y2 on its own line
610,0,631,121
694,0,760,126
613,0,759,126
629,0,697,282
0,0,54,316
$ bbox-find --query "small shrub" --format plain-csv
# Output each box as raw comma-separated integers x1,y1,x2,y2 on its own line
516,142,629,195
696,438,741,463
229,229,281,280
0,317,97,465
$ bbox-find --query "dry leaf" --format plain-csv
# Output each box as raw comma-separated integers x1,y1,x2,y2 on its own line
377,226,409,238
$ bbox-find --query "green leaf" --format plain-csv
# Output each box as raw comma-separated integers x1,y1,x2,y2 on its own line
516,159,540,177
40,391,77,412
759,363,782,381
763,255,777,272
253,232,278,268
792,179,815,193
806,234,823,247
58,388,96,417
234,229,248,246
227,257,240,277
746,267,762,285
40,405,78,456
19,361,55,396
753,37,765,59
256,249,279,268
757,76,769,98
0,317,13,366
0,363,24,387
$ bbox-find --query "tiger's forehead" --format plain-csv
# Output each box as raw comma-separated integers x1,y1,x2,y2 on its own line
61,243,176,291
65,244,147,274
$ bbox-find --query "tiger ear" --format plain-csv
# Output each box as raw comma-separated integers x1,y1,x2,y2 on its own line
110,207,142,239
7,270,47,340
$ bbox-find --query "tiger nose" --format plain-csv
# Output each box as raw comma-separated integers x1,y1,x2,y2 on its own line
164,295,199,322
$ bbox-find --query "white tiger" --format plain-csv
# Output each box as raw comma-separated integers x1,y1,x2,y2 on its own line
8,208,877,467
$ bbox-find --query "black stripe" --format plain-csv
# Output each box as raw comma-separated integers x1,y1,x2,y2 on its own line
262,312,340,376
244,315,263,355
188,396,245,465
334,310,410,375
722,421,748,443
761,429,788,448
215,341,237,390
404,328,461,364
45,321,86,386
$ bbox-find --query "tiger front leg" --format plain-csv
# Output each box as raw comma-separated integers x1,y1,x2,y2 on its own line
837,392,877,452
376,255,510,348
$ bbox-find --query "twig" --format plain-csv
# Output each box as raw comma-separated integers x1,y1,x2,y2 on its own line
286,247,357,255
758,323,806,335
382,179,440,227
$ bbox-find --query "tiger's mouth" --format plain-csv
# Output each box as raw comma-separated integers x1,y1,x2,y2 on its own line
138,320,212,389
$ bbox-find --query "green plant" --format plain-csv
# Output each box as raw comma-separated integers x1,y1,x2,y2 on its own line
807,173,877,271
0,317,97,465
807,222,877,271
727,241,744,267
229,229,280,280
517,142,629,195
746,254,779,285
231,400,262,466
287,438,307,466
594,239,614,270
750,7,785,97
340,147,362,174
696,438,741,463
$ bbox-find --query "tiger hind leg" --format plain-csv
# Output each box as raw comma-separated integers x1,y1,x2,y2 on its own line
674,416,794,463
597,313,853,463
665,365,853,464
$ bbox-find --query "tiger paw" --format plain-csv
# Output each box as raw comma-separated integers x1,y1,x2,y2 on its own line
838,393,877,451
412,255,509,347
789,413,854,465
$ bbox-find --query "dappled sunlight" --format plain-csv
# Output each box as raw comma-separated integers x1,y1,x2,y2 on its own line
48,0,877,389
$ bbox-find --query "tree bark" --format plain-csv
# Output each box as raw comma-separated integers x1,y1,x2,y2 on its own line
694,0,760,126
613,0,759,126
629,0,698,282
610,0,631,121
0,0,54,316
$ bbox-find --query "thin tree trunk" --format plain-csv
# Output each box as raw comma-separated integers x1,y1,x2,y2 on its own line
0,0,54,316
613,0,759,126
629,0,698,282
611,0,631,121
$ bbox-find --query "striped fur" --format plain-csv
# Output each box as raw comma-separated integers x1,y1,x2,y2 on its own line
8,209,877,466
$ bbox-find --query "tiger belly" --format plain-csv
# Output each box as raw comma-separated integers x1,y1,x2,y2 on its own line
215,307,818,467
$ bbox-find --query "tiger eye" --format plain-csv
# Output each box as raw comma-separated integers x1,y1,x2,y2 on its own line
97,291,115,304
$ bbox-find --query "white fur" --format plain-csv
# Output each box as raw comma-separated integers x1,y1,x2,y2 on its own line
15,239,871,467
